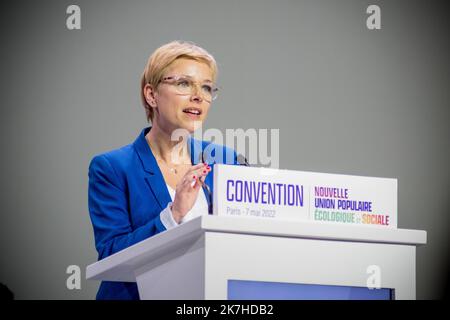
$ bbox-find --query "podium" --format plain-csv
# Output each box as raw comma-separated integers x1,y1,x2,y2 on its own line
86,215,426,300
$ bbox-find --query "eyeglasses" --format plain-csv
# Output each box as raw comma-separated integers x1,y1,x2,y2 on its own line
160,75,219,102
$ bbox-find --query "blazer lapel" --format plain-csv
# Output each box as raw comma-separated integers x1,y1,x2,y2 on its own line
133,127,172,211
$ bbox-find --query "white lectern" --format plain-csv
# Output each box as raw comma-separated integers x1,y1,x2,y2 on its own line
86,215,426,300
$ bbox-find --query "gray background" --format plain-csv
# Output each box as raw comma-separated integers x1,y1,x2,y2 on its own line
0,0,448,299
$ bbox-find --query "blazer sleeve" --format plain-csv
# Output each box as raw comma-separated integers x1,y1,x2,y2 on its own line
88,154,166,260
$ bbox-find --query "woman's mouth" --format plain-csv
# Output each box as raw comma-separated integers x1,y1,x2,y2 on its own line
183,107,202,119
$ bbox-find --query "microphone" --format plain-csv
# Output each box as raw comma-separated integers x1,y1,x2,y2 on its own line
198,150,249,215
200,150,213,214
237,154,250,166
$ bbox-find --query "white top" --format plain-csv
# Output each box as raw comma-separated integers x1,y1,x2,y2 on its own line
159,184,209,230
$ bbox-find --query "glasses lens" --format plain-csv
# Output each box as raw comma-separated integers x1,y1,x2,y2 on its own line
167,76,219,102
174,78,192,95
211,87,219,101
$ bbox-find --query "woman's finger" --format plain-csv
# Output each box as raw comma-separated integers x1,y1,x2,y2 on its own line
181,164,210,183
194,164,211,178
180,173,199,190
187,163,207,173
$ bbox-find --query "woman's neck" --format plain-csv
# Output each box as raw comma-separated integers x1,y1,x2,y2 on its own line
145,123,191,165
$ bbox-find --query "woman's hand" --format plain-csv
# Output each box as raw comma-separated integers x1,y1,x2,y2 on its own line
170,163,211,223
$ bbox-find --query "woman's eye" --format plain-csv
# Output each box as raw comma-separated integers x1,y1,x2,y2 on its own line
202,85,212,93
177,80,190,87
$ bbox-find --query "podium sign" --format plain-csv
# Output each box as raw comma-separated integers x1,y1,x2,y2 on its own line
213,165,397,228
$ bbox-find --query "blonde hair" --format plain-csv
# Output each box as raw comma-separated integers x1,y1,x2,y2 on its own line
141,40,218,122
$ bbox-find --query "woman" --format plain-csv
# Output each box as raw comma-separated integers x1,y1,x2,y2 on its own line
88,41,239,300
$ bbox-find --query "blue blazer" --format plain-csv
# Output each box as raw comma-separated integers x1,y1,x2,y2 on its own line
88,127,238,300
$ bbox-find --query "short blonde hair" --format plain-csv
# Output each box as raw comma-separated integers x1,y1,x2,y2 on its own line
141,40,218,122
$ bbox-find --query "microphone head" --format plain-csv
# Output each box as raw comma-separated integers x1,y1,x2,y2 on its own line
237,154,250,166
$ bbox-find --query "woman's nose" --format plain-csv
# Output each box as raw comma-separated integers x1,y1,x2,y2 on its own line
190,87,203,102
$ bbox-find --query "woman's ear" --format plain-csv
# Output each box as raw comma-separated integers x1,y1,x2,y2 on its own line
143,83,158,107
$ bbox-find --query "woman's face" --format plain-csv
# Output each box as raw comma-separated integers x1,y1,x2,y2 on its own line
149,58,214,134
